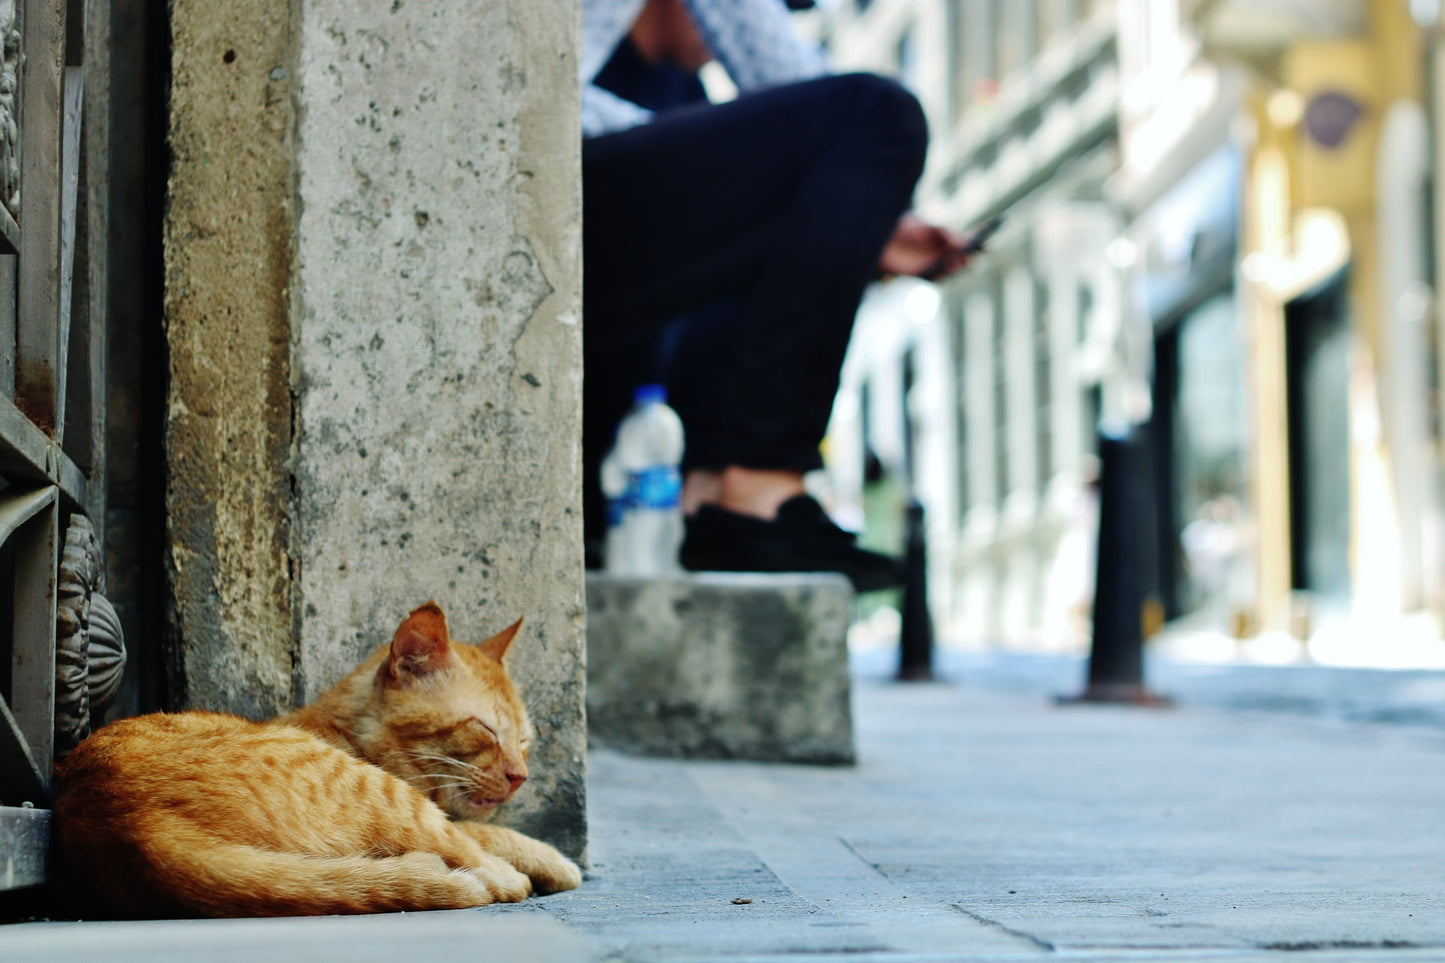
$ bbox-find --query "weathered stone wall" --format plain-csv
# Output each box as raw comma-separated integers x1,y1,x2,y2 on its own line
166,0,585,856
290,0,585,856
165,0,297,718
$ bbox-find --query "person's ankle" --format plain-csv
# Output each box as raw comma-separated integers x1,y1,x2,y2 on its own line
716,467,806,520
682,469,723,515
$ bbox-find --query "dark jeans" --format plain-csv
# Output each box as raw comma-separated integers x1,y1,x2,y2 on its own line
582,73,928,539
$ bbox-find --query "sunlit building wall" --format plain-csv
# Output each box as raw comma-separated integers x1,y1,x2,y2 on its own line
1173,0,1445,654
1113,0,1254,637
819,0,1124,649
822,0,1445,659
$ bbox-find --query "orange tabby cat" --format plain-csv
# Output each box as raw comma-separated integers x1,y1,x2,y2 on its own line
53,601,582,918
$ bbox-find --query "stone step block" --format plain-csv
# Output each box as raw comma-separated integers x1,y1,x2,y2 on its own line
586,572,855,764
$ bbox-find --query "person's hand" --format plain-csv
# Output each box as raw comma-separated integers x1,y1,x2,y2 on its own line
878,213,971,281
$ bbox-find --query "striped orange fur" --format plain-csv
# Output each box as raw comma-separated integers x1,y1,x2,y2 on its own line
53,602,581,917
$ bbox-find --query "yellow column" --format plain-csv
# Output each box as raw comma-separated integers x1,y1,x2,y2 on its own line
1240,102,1294,634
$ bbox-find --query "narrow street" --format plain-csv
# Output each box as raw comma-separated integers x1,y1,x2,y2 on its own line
10,665,1443,962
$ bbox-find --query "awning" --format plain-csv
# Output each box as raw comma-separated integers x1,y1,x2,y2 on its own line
1190,0,1366,57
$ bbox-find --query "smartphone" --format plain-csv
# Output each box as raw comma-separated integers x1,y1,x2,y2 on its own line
962,214,1005,252
918,214,1006,281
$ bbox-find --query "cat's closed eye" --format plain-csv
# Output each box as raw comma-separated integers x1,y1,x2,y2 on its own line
450,717,499,756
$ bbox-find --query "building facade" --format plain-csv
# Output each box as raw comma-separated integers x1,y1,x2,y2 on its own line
1127,0,1445,655
822,0,1445,661
821,0,1127,649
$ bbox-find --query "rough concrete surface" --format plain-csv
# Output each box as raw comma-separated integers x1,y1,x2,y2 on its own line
163,0,584,857
289,0,585,857
587,573,855,764
164,0,297,717
534,680,1445,961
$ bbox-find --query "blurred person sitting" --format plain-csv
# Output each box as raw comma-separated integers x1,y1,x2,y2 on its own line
582,0,973,590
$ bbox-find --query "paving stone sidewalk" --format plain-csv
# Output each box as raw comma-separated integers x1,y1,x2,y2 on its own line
531,678,1445,961
7,672,1445,962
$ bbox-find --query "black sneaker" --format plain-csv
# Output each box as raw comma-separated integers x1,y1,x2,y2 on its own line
680,494,903,592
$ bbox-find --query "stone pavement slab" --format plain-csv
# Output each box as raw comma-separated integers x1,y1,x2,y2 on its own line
541,680,1445,961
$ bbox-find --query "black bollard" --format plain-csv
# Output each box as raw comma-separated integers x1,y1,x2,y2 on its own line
1062,431,1169,706
897,498,934,681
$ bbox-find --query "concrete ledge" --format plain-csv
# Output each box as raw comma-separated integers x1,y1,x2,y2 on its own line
586,572,855,764
0,805,49,891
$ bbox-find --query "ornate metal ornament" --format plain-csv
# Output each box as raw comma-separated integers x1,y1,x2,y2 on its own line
55,514,126,757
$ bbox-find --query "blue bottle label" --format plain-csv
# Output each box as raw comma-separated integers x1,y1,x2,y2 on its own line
631,466,681,510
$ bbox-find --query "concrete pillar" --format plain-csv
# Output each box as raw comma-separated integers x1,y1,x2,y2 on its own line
1242,134,1294,634
165,0,585,857
165,0,297,719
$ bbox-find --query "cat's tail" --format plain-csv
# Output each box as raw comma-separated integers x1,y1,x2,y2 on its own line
117,840,529,917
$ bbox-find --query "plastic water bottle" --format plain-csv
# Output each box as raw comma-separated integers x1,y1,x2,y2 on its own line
604,384,684,575
599,447,630,574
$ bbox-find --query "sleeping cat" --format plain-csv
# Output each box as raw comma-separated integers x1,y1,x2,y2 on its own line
53,601,582,918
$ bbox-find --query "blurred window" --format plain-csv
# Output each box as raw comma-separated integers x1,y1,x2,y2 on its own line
1034,275,1053,489
945,3,962,122
1077,284,1097,451
898,24,921,92
993,275,1012,499
1003,266,1037,495
950,292,971,511
955,0,998,116
1038,0,1081,49
966,287,1000,509
1173,290,1248,614
996,0,1038,79
1076,284,1093,346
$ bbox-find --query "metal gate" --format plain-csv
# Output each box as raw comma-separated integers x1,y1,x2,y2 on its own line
0,0,112,891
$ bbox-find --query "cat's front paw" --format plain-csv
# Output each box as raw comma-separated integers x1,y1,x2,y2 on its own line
467,854,532,903
453,823,582,894
527,848,582,894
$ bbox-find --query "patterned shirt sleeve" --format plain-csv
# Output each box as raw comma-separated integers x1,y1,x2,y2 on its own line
682,0,828,92
582,0,649,90
583,85,656,136
581,0,829,137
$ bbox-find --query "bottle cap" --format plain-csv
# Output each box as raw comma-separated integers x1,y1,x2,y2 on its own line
633,383,668,405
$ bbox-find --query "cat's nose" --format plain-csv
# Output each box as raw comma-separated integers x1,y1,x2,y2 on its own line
506,770,528,793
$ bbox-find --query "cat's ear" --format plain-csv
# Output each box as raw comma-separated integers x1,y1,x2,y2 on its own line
478,616,524,663
389,601,455,681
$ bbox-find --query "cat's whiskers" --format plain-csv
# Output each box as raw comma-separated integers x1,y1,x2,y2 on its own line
405,769,471,783
407,751,484,775
415,782,473,795
401,773,474,793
